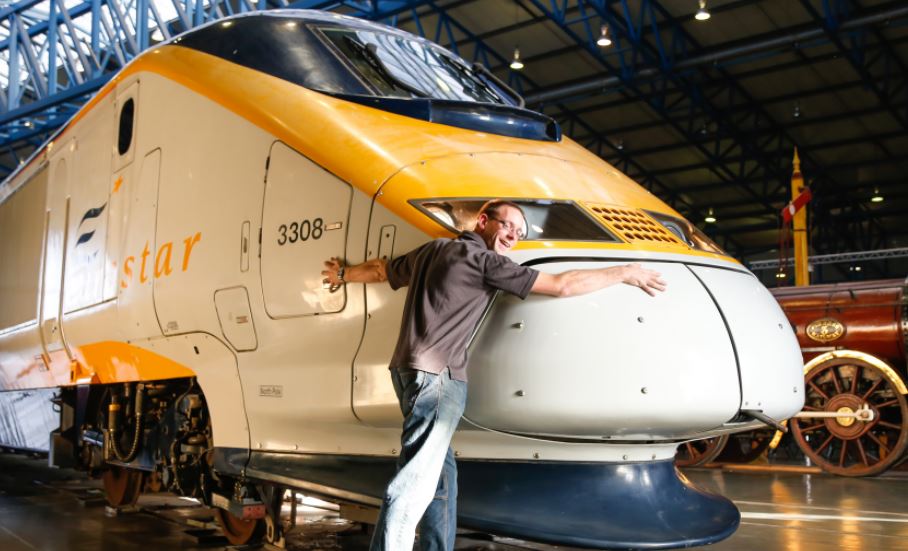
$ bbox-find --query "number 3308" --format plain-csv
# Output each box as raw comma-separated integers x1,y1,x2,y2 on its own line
277,218,324,245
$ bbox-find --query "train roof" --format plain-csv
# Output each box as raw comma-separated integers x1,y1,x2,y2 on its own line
183,10,441,48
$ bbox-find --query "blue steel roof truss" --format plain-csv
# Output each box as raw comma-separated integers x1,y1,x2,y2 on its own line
1,0,906,278
522,0,905,269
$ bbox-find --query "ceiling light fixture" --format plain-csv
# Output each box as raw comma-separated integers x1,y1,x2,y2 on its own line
793,101,801,119
704,207,716,224
597,25,612,47
695,0,711,21
510,47,524,70
871,188,884,203
776,271,786,279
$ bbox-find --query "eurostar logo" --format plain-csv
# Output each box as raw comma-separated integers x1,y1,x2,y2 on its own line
75,203,107,247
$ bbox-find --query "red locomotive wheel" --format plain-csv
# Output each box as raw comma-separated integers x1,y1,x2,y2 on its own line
791,357,908,476
675,435,729,467
102,466,144,507
214,507,266,546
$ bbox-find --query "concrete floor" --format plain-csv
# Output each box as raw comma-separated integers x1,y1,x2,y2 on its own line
1,451,907,550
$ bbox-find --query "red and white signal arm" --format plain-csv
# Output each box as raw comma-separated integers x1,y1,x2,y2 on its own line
781,188,812,223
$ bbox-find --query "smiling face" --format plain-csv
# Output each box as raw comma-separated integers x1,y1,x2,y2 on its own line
475,204,527,254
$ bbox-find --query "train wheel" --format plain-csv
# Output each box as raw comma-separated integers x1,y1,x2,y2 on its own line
717,430,774,463
675,435,729,467
214,507,266,546
102,466,144,507
791,358,908,476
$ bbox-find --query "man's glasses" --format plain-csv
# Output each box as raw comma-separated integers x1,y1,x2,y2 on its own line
489,216,526,240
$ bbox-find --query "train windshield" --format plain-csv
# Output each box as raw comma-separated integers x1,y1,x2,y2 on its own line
318,27,509,104
176,16,517,106
175,15,555,139
412,199,620,242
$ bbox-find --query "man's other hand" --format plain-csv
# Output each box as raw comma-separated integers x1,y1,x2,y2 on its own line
621,263,667,297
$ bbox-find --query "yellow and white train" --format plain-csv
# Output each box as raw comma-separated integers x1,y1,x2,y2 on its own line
0,10,804,549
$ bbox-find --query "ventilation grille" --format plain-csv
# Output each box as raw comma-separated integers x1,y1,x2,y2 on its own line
586,204,683,245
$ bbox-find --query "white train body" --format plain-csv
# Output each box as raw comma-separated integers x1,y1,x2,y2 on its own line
0,10,803,549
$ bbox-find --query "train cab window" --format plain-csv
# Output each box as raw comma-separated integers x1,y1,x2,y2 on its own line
411,199,619,242
117,98,134,155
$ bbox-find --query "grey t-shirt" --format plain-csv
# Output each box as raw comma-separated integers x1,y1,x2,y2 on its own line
386,231,539,381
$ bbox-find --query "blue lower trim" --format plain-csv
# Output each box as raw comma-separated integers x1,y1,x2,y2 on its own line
215,449,739,550
457,459,739,549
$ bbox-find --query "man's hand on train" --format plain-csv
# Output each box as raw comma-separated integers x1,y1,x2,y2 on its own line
621,263,667,297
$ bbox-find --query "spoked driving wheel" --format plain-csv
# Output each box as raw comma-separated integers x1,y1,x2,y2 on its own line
791,356,908,476
102,466,144,507
675,435,729,467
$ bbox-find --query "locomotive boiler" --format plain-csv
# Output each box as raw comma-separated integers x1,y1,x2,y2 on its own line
0,10,804,549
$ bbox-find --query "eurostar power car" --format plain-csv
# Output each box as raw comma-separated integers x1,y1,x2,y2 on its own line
0,10,803,549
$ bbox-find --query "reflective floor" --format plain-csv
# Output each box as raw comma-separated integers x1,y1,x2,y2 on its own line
1,451,907,551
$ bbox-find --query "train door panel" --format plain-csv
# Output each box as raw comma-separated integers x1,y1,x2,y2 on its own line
260,142,351,318
41,148,73,363
104,82,140,302
116,149,163,339
352,203,430,427
63,98,116,313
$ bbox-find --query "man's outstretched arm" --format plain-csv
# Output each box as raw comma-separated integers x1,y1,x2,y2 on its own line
531,263,666,298
322,257,388,286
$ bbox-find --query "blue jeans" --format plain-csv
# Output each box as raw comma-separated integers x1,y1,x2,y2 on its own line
370,367,467,551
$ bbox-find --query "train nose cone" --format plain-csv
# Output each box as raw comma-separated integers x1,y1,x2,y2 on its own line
464,259,802,439
466,260,739,439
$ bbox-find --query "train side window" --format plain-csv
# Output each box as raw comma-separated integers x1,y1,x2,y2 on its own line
117,98,135,155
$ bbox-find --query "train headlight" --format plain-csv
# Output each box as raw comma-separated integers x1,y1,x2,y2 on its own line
645,210,727,255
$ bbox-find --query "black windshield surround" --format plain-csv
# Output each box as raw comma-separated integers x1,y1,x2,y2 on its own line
175,14,560,142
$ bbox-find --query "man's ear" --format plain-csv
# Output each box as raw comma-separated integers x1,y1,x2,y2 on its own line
475,212,489,231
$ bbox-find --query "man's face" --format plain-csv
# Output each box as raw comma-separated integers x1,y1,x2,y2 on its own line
476,205,526,254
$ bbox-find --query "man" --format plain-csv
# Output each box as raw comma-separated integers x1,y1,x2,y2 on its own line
322,200,666,551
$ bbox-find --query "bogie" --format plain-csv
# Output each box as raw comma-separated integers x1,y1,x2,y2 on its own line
62,379,217,507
